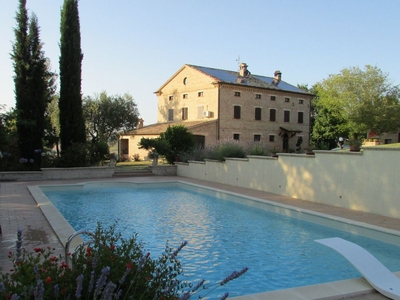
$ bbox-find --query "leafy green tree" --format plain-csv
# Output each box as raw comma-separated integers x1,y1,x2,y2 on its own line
59,0,86,156
139,125,195,164
11,0,56,167
312,65,400,141
83,92,140,145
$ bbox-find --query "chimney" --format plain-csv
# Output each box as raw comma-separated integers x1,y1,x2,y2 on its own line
239,63,250,77
273,70,282,86
138,118,144,129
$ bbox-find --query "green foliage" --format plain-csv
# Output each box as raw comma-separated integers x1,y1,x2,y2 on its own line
83,92,140,145
139,125,195,164
59,0,86,153
1,223,248,299
312,65,400,143
89,140,110,166
246,141,268,156
11,1,56,164
55,142,88,167
206,140,246,161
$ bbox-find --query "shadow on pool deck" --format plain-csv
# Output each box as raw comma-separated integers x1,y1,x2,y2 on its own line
1,176,398,299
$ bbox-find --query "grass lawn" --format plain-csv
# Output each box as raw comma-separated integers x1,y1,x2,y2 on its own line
374,142,400,148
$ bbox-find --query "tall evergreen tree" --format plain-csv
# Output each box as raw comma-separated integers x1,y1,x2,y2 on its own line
12,0,31,160
11,0,54,166
59,0,86,154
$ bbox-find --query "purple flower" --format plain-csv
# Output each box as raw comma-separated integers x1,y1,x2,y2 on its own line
219,292,229,300
94,266,110,295
171,240,188,258
88,271,95,294
192,279,205,292
179,291,191,300
0,282,5,293
54,284,59,298
33,279,44,300
119,267,131,285
102,281,116,300
75,274,84,298
11,295,20,300
220,267,249,286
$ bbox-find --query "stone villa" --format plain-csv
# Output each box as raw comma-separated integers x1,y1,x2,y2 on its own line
119,63,313,160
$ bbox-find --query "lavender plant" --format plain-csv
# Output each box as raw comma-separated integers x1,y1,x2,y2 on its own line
0,222,248,299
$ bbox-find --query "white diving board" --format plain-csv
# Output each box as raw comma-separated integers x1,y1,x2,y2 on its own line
315,237,400,300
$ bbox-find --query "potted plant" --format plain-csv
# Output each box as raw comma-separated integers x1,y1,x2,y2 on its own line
346,139,363,152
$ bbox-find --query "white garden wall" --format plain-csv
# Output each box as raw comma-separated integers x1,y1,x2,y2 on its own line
176,148,400,218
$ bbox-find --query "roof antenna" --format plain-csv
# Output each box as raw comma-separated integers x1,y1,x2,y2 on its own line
236,55,241,71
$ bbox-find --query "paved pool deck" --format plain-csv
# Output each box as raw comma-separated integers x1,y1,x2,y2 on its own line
1,176,399,299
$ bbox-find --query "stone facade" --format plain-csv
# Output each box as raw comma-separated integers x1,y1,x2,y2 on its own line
121,63,313,160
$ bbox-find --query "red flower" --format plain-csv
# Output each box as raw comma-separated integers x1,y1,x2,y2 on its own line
8,251,13,257
33,247,43,253
86,246,92,256
110,244,115,251
50,256,58,262
126,262,133,269
45,277,52,284
9,269,14,272
146,252,150,258
60,262,69,269
66,252,71,256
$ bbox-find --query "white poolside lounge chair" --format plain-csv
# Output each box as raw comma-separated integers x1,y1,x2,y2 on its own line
315,237,400,300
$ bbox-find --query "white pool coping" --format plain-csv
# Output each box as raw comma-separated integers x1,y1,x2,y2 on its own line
28,179,400,300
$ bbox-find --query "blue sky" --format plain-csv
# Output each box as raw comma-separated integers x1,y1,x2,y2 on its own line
1,0,399,125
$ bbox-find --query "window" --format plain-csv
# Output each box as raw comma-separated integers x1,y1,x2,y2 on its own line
234,91,241,97
183,94,188,99
255,94,262,99
269,135,275,142
168,95,174,101
270,95,276,101
255,107,262,120
269,109,276,121
233,134,240,140
234,106,241,119
198,91,203,97
298,111,304,123
298,99,304,104
284,110,290,122
254,134,261,141
284,97,290,103
182,107,188,120
121,139,129,155
168,109,174,121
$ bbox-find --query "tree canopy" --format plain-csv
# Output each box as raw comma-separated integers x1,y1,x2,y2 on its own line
83,92,140,145
139,125,195,164
312,65,400,143
59,0,86,153
11,0,56,165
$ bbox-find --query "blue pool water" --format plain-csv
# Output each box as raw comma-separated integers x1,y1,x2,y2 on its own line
42,183,400,298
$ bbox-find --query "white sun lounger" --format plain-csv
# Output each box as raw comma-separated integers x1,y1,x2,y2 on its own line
315,237,400,300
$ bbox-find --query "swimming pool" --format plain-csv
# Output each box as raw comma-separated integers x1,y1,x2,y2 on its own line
39,181,400,298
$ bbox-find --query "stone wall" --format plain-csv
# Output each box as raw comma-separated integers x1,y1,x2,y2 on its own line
176,147,400,218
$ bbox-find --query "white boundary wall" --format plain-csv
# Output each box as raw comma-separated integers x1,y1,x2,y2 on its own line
176,148,400,218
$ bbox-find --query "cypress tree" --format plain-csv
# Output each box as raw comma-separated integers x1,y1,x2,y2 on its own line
12,0,56,168
59,0,86,154
12,0,31,161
